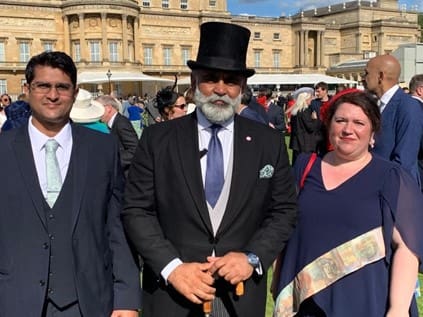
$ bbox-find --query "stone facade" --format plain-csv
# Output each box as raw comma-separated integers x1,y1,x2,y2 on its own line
0,0,419,97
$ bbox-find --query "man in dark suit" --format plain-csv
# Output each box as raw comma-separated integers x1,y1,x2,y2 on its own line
123,22,297,317
363,54,423,186
0,51,141,317
96,94,139,174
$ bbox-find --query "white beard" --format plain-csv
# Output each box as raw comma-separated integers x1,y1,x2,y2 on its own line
194,88,241,124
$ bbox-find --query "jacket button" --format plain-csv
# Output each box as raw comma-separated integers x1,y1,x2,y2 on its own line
43,243,49,249
39,280,45,286
208,237,214,244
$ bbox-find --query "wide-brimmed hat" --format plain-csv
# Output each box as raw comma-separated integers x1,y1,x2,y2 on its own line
292,87,314,100
70,89,104,123
187,22,255,77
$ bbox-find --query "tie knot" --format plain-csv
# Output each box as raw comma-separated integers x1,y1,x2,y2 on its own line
45,139,59,153
209,124,222,136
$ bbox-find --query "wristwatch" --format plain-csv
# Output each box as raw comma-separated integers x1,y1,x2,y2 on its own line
245,252,260,269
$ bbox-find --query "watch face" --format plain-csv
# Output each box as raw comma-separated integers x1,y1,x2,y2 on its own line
247,253,259,267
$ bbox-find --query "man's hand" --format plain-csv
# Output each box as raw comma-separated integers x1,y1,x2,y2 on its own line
207,252,254,285
110,310,139,317
167,262,216,304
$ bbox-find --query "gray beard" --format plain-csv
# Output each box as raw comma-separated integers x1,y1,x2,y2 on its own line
194,88,241,124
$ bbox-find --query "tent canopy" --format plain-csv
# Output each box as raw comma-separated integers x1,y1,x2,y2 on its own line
247,74,356,85
78,71,173,84
177,73,356,86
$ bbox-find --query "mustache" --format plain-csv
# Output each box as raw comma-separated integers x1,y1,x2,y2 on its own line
195,91,235,106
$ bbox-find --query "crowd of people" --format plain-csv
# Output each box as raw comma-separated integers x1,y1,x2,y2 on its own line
0,20,423,317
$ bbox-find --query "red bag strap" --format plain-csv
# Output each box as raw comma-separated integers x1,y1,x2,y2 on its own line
299,153,317,190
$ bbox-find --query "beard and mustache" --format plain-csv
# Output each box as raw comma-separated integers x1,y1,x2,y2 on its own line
194,88,241,124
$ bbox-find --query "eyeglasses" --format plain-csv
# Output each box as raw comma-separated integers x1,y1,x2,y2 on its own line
30,82,74,96
173,103,186,110
1,98,9,102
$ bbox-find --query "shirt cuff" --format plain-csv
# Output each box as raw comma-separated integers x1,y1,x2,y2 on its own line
161,258,183,283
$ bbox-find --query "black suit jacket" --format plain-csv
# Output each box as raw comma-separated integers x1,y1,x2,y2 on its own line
123,113,297,317
0,124,141,317
266,102,285,133
111,113,139,172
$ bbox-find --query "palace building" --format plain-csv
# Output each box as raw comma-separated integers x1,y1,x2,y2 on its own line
0,0,419,97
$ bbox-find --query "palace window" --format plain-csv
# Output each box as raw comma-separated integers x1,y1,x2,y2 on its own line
73,41,81,62
181,47,191,65
19,41,30,62
209,0,216,6
254,50,261,68
163,46,172,66
144,46,153,65
273,50,281,68
181,0,188,10
162,0,169,8
0,79,7,94
0,41,5,62
109,41,119,62
273,33,280,40
254,32,261,40
43,41,54,52
142,0,150,7
89,40,101,62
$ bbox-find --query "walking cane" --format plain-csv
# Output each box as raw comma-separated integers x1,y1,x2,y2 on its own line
203,281,244,317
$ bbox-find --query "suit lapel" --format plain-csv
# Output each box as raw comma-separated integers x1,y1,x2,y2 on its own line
176,114,214,234
217,116,261,235
69,124,88,232
13,126,48,229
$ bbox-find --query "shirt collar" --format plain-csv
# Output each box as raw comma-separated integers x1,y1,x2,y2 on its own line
380,84,399,106
28,116,72,151
108,112,118,129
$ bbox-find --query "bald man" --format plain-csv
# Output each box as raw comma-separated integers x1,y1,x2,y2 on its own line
363,54,423,186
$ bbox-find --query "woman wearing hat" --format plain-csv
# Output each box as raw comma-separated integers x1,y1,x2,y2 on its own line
70,89,109,133
155,77,187,121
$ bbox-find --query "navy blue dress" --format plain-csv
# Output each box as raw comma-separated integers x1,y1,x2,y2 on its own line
276,154,423,317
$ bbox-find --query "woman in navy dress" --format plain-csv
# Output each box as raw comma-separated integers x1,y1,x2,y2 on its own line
274,89,423,317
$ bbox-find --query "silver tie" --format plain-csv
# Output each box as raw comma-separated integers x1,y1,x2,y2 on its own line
45,139,62,207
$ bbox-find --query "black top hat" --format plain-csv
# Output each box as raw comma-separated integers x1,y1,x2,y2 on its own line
187,22,255,77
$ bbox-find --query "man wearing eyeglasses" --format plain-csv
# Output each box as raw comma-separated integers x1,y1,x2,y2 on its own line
0,51,141,317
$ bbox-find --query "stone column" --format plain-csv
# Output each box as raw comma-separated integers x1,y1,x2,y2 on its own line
299,30,304,66
304,30,309,67
134,16,141,63
101,13,108,62
63,15,70,55
122,14,128,62
316,31,321,67
78,14,86,62
320,31,325,66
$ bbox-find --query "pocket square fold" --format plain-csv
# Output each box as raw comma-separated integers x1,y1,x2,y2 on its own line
259,164,274,179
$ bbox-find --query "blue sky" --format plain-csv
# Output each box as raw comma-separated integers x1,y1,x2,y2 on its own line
227,0,422,17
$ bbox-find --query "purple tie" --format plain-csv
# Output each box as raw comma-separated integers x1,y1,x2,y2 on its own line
205,124,224,208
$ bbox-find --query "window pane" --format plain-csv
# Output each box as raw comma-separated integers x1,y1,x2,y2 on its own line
19,42,30,62
254,50,261,68
144,47,153,65
181,47,190,65
0,42,5,62
162,0,169,8
109,41,119,62
73,42,81,62
181,0,188,9
273,51,280,68
0,79,7,94
142,0,150,7
44,42,53,52
163,47,172,66
90,41,101,62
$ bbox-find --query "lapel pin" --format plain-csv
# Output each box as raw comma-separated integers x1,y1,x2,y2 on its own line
246,136,252,141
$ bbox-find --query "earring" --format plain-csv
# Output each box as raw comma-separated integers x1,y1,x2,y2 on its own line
369,139,375,149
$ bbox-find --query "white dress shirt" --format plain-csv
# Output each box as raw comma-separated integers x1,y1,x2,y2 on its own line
161,110,234,282
28,117,73,199
379,85,399,113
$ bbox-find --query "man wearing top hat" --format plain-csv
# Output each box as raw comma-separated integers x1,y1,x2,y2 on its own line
123,22,297,317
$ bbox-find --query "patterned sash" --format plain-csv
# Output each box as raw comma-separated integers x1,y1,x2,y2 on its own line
274,227,385,317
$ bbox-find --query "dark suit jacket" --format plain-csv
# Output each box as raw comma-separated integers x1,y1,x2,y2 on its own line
266,102,285,133
111,113,139,172
0,124,141,317
123,113,297,317
373,88,423,186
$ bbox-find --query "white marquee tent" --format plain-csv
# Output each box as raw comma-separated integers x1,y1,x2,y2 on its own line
177,73,356,86
77,71,173,84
